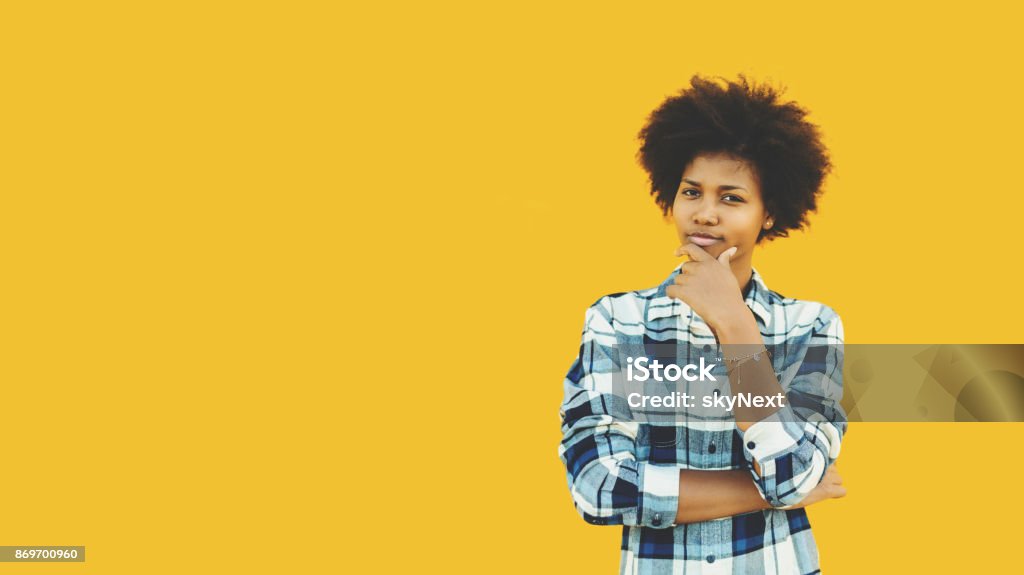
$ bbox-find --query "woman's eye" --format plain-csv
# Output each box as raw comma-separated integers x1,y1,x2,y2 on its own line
723,195,744,203
680,188,699,197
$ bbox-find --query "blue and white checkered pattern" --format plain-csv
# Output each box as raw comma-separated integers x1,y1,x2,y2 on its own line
558,264,846,574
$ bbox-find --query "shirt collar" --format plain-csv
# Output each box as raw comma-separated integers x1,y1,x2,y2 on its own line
646,264,774,326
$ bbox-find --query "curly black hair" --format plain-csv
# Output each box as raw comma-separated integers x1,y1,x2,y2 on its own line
636,75,832,243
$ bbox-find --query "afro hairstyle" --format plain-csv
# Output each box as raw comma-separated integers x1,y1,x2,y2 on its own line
636,75,833,242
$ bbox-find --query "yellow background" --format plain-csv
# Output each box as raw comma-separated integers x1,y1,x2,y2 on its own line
1,1,1021,573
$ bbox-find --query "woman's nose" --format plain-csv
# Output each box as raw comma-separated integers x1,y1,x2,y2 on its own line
692,203,719,225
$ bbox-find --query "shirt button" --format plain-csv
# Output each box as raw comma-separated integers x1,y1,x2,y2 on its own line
703,344,711,352
708,442,716,454
747,441,756,450
652,513,662,526
706,555,716,563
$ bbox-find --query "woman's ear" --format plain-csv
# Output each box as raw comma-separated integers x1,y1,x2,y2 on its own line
763,216,774,230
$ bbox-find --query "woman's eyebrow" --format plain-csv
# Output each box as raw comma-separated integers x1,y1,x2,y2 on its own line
681,178,747,192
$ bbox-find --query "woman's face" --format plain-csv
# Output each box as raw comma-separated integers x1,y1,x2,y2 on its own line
672,152,772,265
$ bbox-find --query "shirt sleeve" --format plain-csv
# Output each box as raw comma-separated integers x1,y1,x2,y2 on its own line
737,305,847,508
558,298,680,529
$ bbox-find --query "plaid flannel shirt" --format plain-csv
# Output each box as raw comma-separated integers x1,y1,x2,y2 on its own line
558,265,846,575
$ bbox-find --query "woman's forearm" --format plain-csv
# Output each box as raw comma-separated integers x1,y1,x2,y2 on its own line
715,310,785,434
674,468,770,524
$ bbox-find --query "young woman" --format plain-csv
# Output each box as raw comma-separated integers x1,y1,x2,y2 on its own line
559,76,847,575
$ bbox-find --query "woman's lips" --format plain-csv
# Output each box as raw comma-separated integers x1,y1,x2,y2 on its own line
688,235,722,247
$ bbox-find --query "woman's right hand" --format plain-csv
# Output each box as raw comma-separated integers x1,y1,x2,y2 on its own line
788,464,846,509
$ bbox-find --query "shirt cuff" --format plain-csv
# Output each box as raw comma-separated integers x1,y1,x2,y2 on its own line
738,406,805,463
637,462,679,529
